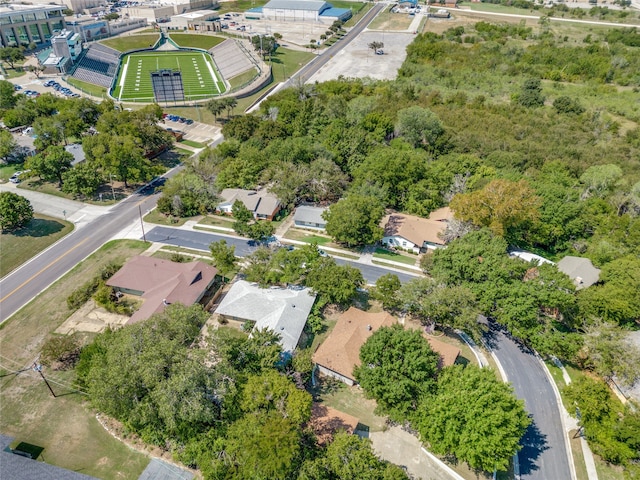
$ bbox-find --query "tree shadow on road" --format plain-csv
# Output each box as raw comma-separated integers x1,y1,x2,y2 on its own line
518,420,549,476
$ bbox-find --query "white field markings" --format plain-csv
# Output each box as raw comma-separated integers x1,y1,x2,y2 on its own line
118,55,131,101
202,53,220,93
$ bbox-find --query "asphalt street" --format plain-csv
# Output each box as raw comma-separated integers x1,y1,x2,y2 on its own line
486,327,572,480
144,226,418,285
0,191,163,322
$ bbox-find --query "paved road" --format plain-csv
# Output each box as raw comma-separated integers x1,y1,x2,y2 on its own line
0,191,163,322
144,226,418,285
287,3,385,85
486,326,572,480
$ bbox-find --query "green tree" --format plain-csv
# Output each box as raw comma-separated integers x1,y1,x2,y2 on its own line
0,191,33,231
247,220,275,243
395,105,444,149
514,77,545,108
354,324,439,420
222,412,301,480
0,46,25,69
25,145,73,187
205,98,225,121
582,320,640,386
579,164,623,199
416,364,530,472
450,179,541,238
306,258,363,305
417,284,483,338
323,194,385,247
61,163,104,199
241,370,312,425
76,304,230,444
0,129,17,163
368,40,384,53
0,79,18,109
209,239,236,280
553,96,585,115
371,273,401,310
298,432,409,480
32,116,64,150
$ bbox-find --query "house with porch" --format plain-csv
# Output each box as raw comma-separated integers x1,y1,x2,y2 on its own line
217,188,281,220
381,207,452,253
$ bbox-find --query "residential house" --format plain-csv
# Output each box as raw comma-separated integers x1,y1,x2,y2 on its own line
217,188,281,220
557,256,601,289
214,280,316,354
312,307,396,386
293,205,328,230
309,404,359,445
106,256,218,324
381,207,452,253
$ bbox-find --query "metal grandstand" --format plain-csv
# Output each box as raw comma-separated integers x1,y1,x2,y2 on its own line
70,43,121,88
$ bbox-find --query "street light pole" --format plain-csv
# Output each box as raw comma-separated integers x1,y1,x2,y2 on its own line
110,173,116,201
139,205,146,242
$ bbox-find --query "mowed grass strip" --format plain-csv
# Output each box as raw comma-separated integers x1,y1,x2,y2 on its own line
100,34,160,52
112,51,225,101
169,33,225,50
0,214,73,277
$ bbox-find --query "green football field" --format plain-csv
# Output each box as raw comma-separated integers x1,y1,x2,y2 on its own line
112,51,226,102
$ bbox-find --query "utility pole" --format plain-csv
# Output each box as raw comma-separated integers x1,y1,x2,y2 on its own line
33,363,56,398
139,205,146,242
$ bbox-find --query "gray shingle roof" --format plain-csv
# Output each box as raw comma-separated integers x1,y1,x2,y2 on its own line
215,281,316,352
557,256,601,289
0,434,99,480
293,205,327,226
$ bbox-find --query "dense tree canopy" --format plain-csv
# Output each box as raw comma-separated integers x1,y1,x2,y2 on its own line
416,364,530,472
323,194,385,247
354,324,439,420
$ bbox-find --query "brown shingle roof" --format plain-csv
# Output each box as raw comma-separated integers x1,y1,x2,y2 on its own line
382,207,452,247
309,404,359,445
106,256,217,324
312,307,396,382
425,336,460,368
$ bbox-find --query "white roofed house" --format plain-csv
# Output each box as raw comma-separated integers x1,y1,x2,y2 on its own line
293,205,328,230
217,188,281,220
214,280,317,354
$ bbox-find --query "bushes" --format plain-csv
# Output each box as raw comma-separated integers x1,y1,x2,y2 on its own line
66,261,122,310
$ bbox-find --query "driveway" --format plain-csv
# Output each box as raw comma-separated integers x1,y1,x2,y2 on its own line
369,425,462,480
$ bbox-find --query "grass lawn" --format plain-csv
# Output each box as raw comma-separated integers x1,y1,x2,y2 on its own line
143,208,195,226
0,214,73,277
174,146,195,156
179,139,207,148
0,239,151,479
66,77,108,98
160,245,212,257
112,51,226,102
0,163,24,181
458,1,540,15
215,0,268,14
570,430,590,480
373,247,418,266
228,68,258,90
168,33,225,50
317,382,387,433
100,34,160,52
342,2,372,28
368,10,414,30
284,229,332,245
198,215,236,229
1,67,27,79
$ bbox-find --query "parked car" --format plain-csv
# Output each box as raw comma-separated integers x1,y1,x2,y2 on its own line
14,85,22,90
185,119,194,125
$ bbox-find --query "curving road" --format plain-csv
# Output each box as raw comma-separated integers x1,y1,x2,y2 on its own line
486,326,573,480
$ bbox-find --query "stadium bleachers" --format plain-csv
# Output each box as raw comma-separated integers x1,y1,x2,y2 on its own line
71,43,120,88
210,40,256,80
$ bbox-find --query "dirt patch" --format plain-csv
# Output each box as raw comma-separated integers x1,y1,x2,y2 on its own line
55,299,129,335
